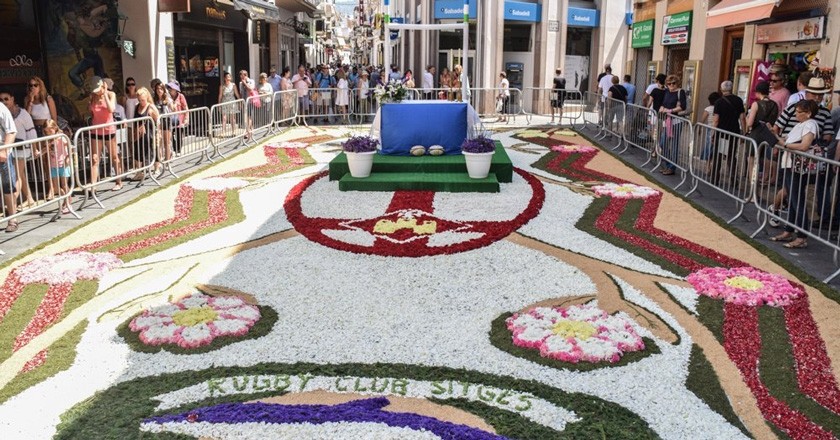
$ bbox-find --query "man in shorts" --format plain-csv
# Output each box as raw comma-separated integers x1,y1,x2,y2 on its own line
0,102,18,232
551,68,566,124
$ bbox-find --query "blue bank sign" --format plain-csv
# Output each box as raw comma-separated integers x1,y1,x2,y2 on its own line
433,0,477,20
504,1,541,22
567,7,599,27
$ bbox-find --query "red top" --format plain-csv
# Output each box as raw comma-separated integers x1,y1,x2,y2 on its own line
90,97,115,135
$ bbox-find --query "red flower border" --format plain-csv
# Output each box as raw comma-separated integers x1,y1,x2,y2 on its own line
284,168,545,257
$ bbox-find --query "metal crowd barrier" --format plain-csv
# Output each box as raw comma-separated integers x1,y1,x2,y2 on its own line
600,96,626,151
0,134,78,226
652,112,693,190
244,91,276,145
209,99,246,158
351,90,378,125
300,87,351,124
521,88,584,127
751,144,840,282
273,90,298,127
74,116,157,210
157,107,214,178
582,91,603,133
689,123,757,223
623,103,657,167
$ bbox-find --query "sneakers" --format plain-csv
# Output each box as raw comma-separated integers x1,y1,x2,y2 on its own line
767,203,785,228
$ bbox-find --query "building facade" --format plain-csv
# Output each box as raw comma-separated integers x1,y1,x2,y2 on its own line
383,0,629,111
0,0,319,124
628,0,839,119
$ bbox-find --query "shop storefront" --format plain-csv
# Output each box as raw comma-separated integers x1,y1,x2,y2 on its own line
631,19,654,101
661,11,691,77
502,0,541,111
0,0,44,101
434,0,477,78
173,0,279,108
565,6,598,93
757,16,831,93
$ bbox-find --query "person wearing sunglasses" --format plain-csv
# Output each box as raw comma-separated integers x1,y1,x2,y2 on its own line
657,75,687,176
768,72,790,114
23,76,57,139
120,77,139,121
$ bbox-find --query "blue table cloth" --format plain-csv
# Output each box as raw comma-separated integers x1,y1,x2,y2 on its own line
377,102,469,156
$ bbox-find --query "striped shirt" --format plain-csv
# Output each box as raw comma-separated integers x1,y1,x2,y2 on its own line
775,103,835,139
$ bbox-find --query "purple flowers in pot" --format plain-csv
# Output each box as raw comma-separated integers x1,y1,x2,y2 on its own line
342,135,380,153
460,135,496,154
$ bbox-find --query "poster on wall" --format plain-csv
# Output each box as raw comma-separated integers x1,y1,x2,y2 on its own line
37,0,124,126
563,55,590,93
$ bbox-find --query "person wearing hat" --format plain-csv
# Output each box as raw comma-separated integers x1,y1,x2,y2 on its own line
167,80,189,155
771,76,836,231
357,70,371,122
88,76,123,191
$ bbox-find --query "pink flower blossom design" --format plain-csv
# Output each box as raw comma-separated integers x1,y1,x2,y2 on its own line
129,293,261,349
686,267,803,307
592,183,660,199
551,145,598,154
266,141,309,149
16,251,122,285
506,303,645,363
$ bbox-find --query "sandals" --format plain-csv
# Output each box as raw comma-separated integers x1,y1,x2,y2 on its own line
661,169,675,176
770,233,794,242
784,239,808,249
5,221,18,233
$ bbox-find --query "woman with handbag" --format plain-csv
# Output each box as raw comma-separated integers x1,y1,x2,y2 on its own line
239,70,257,139
745,81,779,186
769,99,820,249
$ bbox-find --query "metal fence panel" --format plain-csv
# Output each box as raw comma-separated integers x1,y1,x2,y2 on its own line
623,103,657,166
73,116,157,210
0,134,78,225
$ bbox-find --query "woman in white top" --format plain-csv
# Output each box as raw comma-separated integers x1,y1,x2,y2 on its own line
335,70,350,123
0,91,37,208
769,99,820,249
279,67,294,121
496,72,510,123
121,77,139,120
698,92,721,173
23,76,57,137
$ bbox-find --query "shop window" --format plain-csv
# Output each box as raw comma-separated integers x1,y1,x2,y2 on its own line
503,24,531,52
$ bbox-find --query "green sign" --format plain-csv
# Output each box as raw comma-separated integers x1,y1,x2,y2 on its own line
662,11,691,45
632,19,654,48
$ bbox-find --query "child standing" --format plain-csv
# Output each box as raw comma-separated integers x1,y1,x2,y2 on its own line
44,119,72,214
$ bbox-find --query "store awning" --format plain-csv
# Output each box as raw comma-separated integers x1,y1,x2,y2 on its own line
275,0,319,14
706,0,778,29
233,0,281,23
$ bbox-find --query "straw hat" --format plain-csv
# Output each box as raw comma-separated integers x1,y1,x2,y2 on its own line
804,77,828,94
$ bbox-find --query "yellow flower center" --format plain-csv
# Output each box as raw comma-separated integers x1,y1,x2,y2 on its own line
615,185,634,193
724,276,765,291
552,320,597,340
172,306,218,327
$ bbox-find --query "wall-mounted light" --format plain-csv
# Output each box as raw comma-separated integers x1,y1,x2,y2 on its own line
115,11,135,58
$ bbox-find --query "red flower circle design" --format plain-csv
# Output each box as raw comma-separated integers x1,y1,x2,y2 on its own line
284,168,545,257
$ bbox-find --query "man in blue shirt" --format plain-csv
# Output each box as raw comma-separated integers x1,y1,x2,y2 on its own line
267,67,282,92
622,75,637,105
314,65,336,122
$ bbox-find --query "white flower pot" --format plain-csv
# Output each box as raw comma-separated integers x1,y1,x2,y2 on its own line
345,150,376,178
462,151,494,179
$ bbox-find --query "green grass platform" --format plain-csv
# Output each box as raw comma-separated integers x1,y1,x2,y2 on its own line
330,142,513,192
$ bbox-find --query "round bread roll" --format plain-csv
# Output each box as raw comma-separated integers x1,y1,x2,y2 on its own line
410,145,426,156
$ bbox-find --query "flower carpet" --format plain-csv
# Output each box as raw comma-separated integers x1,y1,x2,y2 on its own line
0,126,838,439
